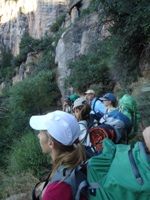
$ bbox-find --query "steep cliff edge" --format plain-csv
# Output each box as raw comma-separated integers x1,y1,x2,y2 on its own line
0,0,67,55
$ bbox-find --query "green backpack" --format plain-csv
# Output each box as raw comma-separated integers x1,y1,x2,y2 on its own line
88,139,150,200
119,94,141,134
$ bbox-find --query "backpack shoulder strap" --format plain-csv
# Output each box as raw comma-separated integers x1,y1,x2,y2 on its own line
50,165,88,200
128,144,144,185
92,98,99,114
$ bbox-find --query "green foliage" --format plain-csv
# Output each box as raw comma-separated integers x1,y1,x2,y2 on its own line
34,48,56,73
0,48,14,82
66,42,113,93
81,0,150,88
8,133,49,176
136,90,150,128
12,34,54,66
8,70,60,114
51,14,65,33
0,70,61,168
98,0,150,87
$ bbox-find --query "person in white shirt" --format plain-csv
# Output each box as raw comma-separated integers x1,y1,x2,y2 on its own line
73,97,91,147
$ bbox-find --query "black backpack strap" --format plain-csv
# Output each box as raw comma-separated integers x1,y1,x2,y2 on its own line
50,165,88,200
32,171,51,200
72,165,88,200
128,144,144,185
92,98,97,114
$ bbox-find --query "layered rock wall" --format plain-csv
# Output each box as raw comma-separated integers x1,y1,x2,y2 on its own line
0,0,67,55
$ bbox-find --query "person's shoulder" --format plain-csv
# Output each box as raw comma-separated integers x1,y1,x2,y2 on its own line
43,181,72,200
79,120,88,130
79,120,87,125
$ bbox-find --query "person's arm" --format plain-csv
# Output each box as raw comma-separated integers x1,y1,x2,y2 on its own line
42,181,73,200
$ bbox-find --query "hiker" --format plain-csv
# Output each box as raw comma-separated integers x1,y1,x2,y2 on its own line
99,92,118,124
29,110,87,200
69,93,80,104
99,92,132,143
62,96,72,113
62,94,79,114
73,97,91,146
85,89,106,122
88,126,150,200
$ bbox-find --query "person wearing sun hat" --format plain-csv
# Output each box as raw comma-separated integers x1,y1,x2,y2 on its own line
99,92,132,143
72,97,91,147
85,89,106,122
99,92,117,124
100,92,117,111
30,110,86,200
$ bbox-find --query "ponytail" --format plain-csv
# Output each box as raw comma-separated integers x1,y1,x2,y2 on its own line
50,137,86,177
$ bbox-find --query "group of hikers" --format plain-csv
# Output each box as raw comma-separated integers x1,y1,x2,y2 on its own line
63,89,141,146
29,89,150,200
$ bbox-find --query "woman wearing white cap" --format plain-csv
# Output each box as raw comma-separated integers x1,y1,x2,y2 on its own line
30,110,86,200
73,97,91,147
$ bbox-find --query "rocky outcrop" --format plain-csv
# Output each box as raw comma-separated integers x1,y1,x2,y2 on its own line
55,1,104,97
0,0,67,55
0,0,96,95
12,52,41,84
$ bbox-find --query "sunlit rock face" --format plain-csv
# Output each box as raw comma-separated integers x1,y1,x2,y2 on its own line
0,0,67,55
55,10,101,97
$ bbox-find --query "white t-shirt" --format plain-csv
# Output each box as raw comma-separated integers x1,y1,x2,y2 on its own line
78,120,91,147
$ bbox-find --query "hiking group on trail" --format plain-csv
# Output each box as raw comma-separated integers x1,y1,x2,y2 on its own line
29,89,150,200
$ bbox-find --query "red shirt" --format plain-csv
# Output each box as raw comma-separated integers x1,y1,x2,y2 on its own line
42,181,87,200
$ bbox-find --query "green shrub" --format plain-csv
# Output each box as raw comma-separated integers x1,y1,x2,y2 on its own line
66,41,113,93
34,49,56,73
0,48,14,82
8,133,50,176
8,70,61,114
0,71,61,167
98,0,150,88
12,34,54,66
51,14,65,33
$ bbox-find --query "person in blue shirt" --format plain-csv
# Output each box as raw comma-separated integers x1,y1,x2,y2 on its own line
85,89,106,121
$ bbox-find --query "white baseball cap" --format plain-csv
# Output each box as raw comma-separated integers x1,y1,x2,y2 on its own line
29,110,81,145
85,89,95,94
73,97,87,109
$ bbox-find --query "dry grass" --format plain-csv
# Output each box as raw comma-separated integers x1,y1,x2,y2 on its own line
0,171,38,200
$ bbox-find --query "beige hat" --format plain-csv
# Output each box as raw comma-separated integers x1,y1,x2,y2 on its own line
143,126,150,152
73,97,87,109
85,89,95,94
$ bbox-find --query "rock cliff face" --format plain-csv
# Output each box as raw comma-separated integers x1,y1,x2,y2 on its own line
55,11,101,96
0,0,149,102
0,0,67,55
0,0,103,97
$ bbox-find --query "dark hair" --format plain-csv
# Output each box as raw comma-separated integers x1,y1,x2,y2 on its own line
77,103,91,121
111,100,118,107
